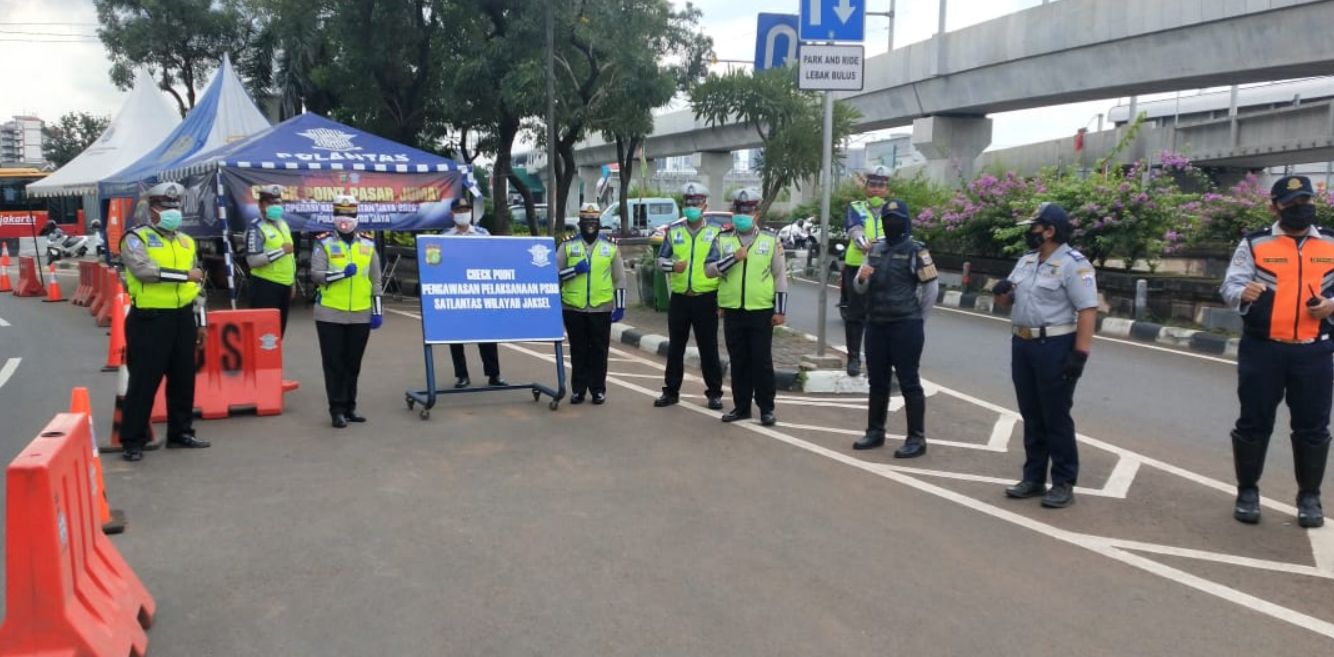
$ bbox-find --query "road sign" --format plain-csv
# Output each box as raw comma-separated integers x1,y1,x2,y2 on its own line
754,13,800,72
798,44,865,91
799,0,865,42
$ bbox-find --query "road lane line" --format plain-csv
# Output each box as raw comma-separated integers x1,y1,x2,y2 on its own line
1309,527,1334,575
1098,456,1143,499
1105,538,1334,580
0,358,19,391
0,316,9,327
987,415,1017,451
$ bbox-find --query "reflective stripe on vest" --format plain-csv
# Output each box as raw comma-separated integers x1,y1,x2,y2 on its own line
252,219,295,285
319,237,375,312
717,232,777,311
844,201,882,267
562,239,617,308
668,223,720,294
124,227,199,309
1250,233,1334,341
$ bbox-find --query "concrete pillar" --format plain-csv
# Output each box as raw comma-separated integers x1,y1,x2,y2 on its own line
578,165,602,208
696,151,732,209
911,115,993,187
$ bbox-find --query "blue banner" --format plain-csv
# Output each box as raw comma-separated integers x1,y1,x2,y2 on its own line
416,235,565,344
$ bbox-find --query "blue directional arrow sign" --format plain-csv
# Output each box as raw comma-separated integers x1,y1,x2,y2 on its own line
754,13,800,71
799,0,865,42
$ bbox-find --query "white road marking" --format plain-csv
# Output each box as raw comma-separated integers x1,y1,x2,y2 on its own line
1106,537,1334,580
0,316,9,327
987,415,1017,451
1101,456,1143,499
0,358,19,391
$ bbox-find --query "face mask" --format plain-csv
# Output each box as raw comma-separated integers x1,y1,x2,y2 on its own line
580,221,599,240
868,197,885,209
882,216,907,241
683,208,703,222
335,217,359,235
264,205,284,221
1025,229,1047,250
157,209,182,232
453,212,472,227
732,215,754,232
1279,203,1317,231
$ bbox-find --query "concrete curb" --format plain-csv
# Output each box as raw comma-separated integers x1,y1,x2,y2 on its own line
936,289,1241,359
610,323,819,392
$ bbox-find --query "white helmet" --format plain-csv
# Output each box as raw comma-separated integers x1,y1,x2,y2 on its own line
730,187,762,213
332,195,359,233
578,202,601,220
681,182,710,206
145,182,183,208
257,184,285,202
866,165,891,184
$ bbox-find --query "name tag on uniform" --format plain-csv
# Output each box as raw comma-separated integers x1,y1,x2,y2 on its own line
723,242,735,255
673,231,685,245
756,242,769,255
570,244,583,257
144,233,163,248
329,244,345,259
703,229,716,242
599,244,611,257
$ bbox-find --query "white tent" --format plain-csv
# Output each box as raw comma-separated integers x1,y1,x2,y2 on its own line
26,68,181,199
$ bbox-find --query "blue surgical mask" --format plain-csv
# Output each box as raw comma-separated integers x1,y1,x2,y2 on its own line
733,215,754,232
157,209,183,232
264,205,284,221
683,208,703,222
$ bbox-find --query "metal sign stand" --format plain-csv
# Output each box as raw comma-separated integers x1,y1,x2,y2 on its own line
404,341,566,419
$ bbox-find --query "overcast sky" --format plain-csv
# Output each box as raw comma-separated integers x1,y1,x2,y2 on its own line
3,0,1138,152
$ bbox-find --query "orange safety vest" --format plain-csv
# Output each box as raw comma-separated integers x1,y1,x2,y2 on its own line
1247,229,1334,342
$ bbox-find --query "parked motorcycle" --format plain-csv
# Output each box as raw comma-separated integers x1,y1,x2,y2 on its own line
43,219,103,263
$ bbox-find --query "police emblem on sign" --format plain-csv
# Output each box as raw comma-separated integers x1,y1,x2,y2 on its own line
425,244,442,266
259,333,279,351
529,244,553,267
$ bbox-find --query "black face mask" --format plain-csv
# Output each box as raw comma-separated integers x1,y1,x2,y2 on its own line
1279,204,1317,232
881,215,907,242
1025,229,1047,250
580,221,599,241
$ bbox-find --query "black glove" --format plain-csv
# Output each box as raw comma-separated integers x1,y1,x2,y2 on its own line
992,279,1014,296
1061,349,1089,381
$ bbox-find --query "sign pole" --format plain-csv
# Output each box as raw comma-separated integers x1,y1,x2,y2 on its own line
816,89,834,358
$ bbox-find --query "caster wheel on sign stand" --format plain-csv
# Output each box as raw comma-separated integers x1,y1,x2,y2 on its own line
406,397,415,410
420,409,430,420
532,390,542,402
548,401,559,411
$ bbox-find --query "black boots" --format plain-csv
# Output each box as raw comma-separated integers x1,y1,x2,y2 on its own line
1295,438,1330,528
845,323,864,377
894,395,927,459
1232,430,1267,524
853,390,889,450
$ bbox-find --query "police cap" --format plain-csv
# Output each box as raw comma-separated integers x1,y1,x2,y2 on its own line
146,182,183,208
1272,175,1315,205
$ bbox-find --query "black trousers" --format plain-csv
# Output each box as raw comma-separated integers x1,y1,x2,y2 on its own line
865,319,925,397
248,276,292,336
663,291,723,397
1012,334,1080,486
449,343,500,378
316,321,371,416
840,265,867,357
565,310,612,394
122,307,197,448
724,308,776,413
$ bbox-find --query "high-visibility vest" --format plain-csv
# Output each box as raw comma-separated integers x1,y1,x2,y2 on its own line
666,221,720,294
122,226,199,309
1245,228,1334,341
562,238,618,308
844,201,882,267
716,231,778,311
251,219,295,285
318,235,375,312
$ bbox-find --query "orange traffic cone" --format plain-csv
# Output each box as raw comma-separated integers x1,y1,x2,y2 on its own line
1,241,9,266
102,291,128,372
105,360,161,453
71,386,126,534
1,242,11,292
42,263,65,303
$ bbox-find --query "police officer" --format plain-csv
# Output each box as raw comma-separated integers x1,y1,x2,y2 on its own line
118,182,210,462
654,182,725,410
245,184,296,336
992,203,1097,509
1220,175,1333,528
311,195,383,428
705,188,788,426
442,195,506,388
851,200,938,457
841,164,892,377
557,203,626,404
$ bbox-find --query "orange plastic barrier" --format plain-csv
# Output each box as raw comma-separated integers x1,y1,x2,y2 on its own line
72,261,96,306
88,264,108,317
151,308,289,421
70,387,125,534
102,291,128,372
11,255,43,297
42,264,65,303
0,412,155,657
94,269,119,328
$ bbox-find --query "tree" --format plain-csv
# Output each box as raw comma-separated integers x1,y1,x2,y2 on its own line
690,68,859,218
41,113,112,168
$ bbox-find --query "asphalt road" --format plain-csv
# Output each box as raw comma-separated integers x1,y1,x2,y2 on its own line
1,271,1333,655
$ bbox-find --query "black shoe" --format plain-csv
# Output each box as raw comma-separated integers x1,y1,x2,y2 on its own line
166,433,210,449
760,411,776,426
721,408,751,423
570,392,586,405
846,357,861,377
346,410,367,423
591,391,606,405
122,446,143,462
706,395,724,410
332,414,348,429
1234,488,1261,524
1297,493,1324,528
488,376,508,387
853,430,885,450
894,436,927,459
654,393,680,407
454,377,470,389
1005,480,1047,499
1041,483,1075,508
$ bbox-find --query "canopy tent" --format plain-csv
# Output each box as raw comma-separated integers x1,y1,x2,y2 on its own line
25,68,181,199
159,111,484,236
97,54,270,206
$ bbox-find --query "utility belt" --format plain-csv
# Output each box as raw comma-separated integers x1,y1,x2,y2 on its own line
130,305,193,315
1012,324,1077,340
1245,330,1330,345
679,290,716,298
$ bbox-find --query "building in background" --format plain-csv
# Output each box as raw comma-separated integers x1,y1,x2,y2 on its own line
0,116,45,166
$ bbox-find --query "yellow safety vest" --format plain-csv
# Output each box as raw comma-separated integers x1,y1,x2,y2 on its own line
844,201,882,267
717,231,778,311
667,221,720,294
318,236,375,312
562,238,617,308
251,219,295,285
122,226,199,309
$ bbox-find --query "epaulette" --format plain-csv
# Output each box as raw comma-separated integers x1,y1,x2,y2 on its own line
1068,249,1087,262
1243,226,1275,241
359,231,376,240
720,226,737,234
313,232,332,242
1318,226,1334,239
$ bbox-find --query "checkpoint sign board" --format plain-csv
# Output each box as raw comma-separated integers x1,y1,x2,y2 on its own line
754,13,800,72
416,235,564,344
799,0,865,42
799,44,865,91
